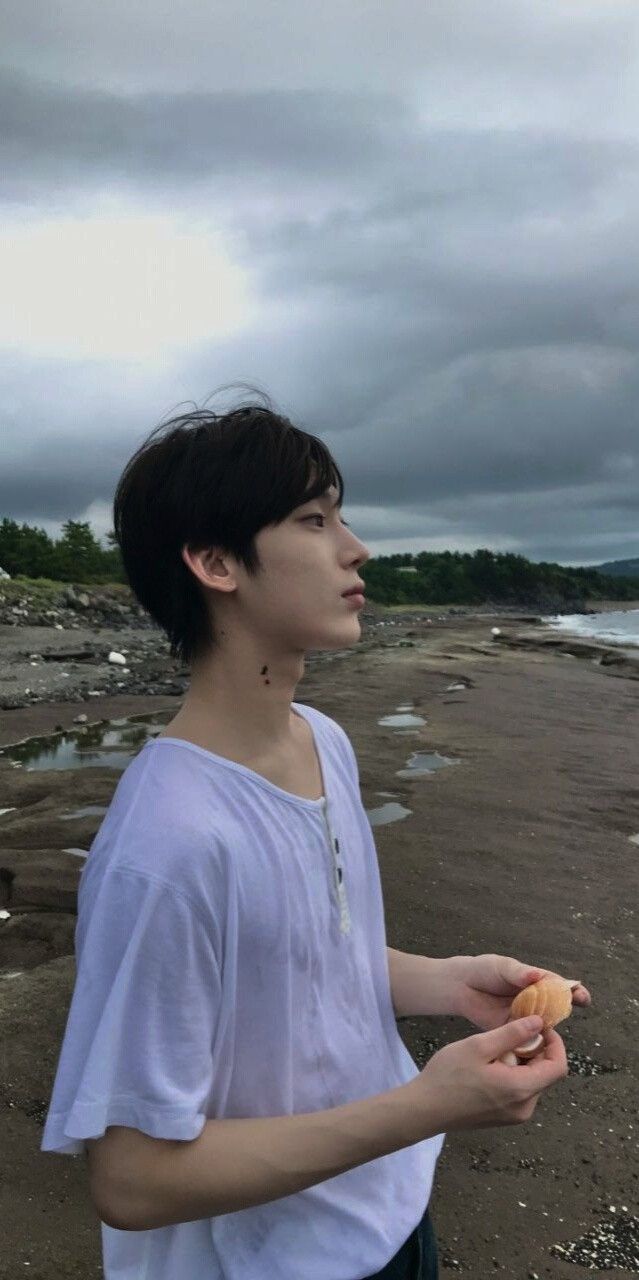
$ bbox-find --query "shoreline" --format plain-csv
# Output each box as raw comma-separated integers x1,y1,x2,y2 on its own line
1,608,638,1275
540,612,639,654
1,597,639,734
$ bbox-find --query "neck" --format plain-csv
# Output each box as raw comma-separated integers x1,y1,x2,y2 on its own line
173,633,307,762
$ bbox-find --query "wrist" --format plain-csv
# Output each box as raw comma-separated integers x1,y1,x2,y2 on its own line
441,955,472,1018
400,1076,449,1143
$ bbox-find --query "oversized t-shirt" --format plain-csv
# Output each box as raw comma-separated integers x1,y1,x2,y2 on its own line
41,700,445,1280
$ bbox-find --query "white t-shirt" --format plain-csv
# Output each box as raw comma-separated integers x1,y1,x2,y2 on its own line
41,701,445,1279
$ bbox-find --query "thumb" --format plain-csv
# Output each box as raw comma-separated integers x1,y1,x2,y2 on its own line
515,966,546,988
478,1015,544,1060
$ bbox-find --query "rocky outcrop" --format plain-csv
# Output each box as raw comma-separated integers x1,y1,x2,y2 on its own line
491,629,639,679
0,582,153,632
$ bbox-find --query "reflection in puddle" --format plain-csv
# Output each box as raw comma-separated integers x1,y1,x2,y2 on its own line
366,800,413,827
0,693,462,851
396,751,460,778
378,713,426,728
0,710,173,772
60,805,109,821
375,701,462,780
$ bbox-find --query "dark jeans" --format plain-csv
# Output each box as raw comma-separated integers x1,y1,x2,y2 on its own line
364,1206,438,1280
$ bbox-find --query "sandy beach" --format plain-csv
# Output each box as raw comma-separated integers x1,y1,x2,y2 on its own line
0,603,637,1277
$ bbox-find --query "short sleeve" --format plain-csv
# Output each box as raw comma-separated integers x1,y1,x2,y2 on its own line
41,867,222,1156
332,719,361,788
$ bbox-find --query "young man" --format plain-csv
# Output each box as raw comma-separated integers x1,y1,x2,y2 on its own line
41,396,589,1280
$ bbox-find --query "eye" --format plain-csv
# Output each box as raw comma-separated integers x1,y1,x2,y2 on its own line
303,514,351,528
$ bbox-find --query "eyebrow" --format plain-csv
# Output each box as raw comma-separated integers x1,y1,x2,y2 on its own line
319,491,342,509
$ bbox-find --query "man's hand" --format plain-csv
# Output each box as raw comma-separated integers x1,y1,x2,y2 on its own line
452,954,592,1030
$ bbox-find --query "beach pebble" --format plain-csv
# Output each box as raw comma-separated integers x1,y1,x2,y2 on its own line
108,651,127,665
550,1207,639,1270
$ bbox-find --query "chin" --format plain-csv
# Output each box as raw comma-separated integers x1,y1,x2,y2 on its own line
330,619,363,647
300,615,362,653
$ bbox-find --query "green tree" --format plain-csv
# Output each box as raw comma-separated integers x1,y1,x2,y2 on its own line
53,520,106,582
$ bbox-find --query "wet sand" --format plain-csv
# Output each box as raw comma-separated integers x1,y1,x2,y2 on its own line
1,611,638,1277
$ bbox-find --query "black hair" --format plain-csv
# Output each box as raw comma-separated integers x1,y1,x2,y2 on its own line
112,385,344,667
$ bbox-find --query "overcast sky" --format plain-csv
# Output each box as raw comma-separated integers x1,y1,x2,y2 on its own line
2,0,639,566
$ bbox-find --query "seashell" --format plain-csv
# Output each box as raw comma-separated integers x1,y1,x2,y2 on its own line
499,976,581,1063
500,1050,519,1067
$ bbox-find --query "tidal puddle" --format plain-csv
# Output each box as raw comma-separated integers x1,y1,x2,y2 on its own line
0,710,173,772
377,704,462,777
366,800,413,827
0,698,461,839
396,751,460,778
60,805,109,821
378,713,426,728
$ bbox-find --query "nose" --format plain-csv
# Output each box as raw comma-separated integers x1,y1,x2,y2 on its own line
349,529,370,565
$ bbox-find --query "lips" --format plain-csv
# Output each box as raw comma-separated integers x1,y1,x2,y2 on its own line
342,583,365,598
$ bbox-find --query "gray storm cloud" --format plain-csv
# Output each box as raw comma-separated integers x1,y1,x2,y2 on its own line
1,0,639,565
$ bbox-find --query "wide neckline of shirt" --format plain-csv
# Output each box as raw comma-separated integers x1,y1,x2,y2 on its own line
144,701,329,812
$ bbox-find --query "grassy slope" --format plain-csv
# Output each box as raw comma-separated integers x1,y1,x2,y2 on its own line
2,577,637,616
0,576,132,602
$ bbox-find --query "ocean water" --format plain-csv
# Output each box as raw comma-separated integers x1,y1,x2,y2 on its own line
542,607,639,649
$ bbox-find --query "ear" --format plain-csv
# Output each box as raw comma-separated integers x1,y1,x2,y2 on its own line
182,545,236,592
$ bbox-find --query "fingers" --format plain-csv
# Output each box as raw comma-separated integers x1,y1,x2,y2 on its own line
482,1016,544,1061
516,1028,568,1092
529,971,592,1006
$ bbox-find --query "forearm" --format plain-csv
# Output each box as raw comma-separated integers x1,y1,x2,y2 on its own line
99,1081,441,1231
387,947,467,1017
